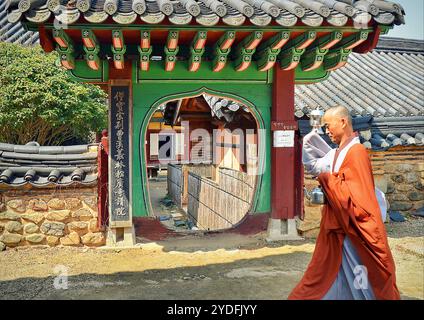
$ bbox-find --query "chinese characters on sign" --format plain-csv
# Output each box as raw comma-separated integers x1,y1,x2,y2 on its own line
110,85,131,224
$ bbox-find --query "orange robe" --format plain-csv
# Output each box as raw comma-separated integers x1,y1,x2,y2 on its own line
289,144,400,300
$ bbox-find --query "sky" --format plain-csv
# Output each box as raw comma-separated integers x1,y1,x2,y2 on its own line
385,0,424,40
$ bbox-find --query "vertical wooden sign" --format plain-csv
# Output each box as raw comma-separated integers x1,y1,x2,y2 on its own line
109,81,132,228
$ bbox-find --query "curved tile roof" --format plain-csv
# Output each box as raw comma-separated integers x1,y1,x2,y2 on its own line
0,141,98,187
295,37,424,119
4,0,405,27
0,0,38,44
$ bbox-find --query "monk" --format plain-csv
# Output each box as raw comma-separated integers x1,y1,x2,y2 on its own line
289,105,400,300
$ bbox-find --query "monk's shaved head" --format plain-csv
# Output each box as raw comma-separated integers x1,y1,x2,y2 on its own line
323,105,352,126
322,105,354,145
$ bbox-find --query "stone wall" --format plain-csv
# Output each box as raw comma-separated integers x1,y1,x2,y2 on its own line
0,186,105,250
297,146,424,238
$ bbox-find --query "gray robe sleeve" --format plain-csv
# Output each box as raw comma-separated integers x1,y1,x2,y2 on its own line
302,131,334,176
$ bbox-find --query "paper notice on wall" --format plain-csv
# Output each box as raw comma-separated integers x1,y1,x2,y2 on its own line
273,130,295,148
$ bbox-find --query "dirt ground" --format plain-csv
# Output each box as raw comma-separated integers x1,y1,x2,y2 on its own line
0,216,423,300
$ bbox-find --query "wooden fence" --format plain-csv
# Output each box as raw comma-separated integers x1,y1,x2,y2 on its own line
187,167,255,231
167,164,182,207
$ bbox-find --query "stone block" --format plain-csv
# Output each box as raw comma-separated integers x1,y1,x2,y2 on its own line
0,233,22,245
47,198,65,210
388,194,408,201
405,172,419,184
408,191,424,202
88,219,100,233
45,210,71,222
40,221,65,236
25,234,46,244
396,184,413,192
0,210,20,221
72,208,93,221
415,181,424,191
81,232,106,246
7,199,26,213
28,199,48,211
60,232,81,246
0,241,5,251
46,236,59,246
24,223,39,234
5,221,23,233
389,201,413,212
391,175,404,183
21,212,45,224
417,162,424,172
82,196,97,210
67,221,88,235
397,164,414,173
65,198,82,211
386,182,395,194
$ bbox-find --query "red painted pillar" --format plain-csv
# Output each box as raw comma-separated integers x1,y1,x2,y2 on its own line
271,67,298,220
97,129,109,229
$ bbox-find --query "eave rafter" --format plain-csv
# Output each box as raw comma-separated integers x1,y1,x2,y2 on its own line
212,31,236,72
301,31,343,71
44,24,375,78
52,28,75,70
256,31,291,71
111,30,126,69
233,31,263,72
323,30,369,71
82,29,100,70
138,31,152,71
189,31,207,72
165,31,179,72
279,31,317,70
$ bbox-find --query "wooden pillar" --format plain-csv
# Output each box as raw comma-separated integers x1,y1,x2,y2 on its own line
271,66,298,220
97,129,109,229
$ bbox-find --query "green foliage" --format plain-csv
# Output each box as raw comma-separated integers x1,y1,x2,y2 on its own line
0,42,107,145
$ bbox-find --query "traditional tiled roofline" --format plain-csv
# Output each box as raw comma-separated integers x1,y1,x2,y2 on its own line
0,141,98,187
295,36,424,119
374,36,424,54
299,116,424,151
5,0,405,27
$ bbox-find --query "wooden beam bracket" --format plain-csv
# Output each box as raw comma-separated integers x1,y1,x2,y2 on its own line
233,31,263,71
212,31,236,72
256,31,290,71
332,30,369,51
138,46,152,71
323,48,352,71
300,31,343,71
56,45,75,70
189,31,207,72
278,31,316,70
164,46,179,71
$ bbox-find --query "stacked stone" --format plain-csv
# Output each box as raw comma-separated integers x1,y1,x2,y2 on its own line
0,190,105,250
384,163,424,214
